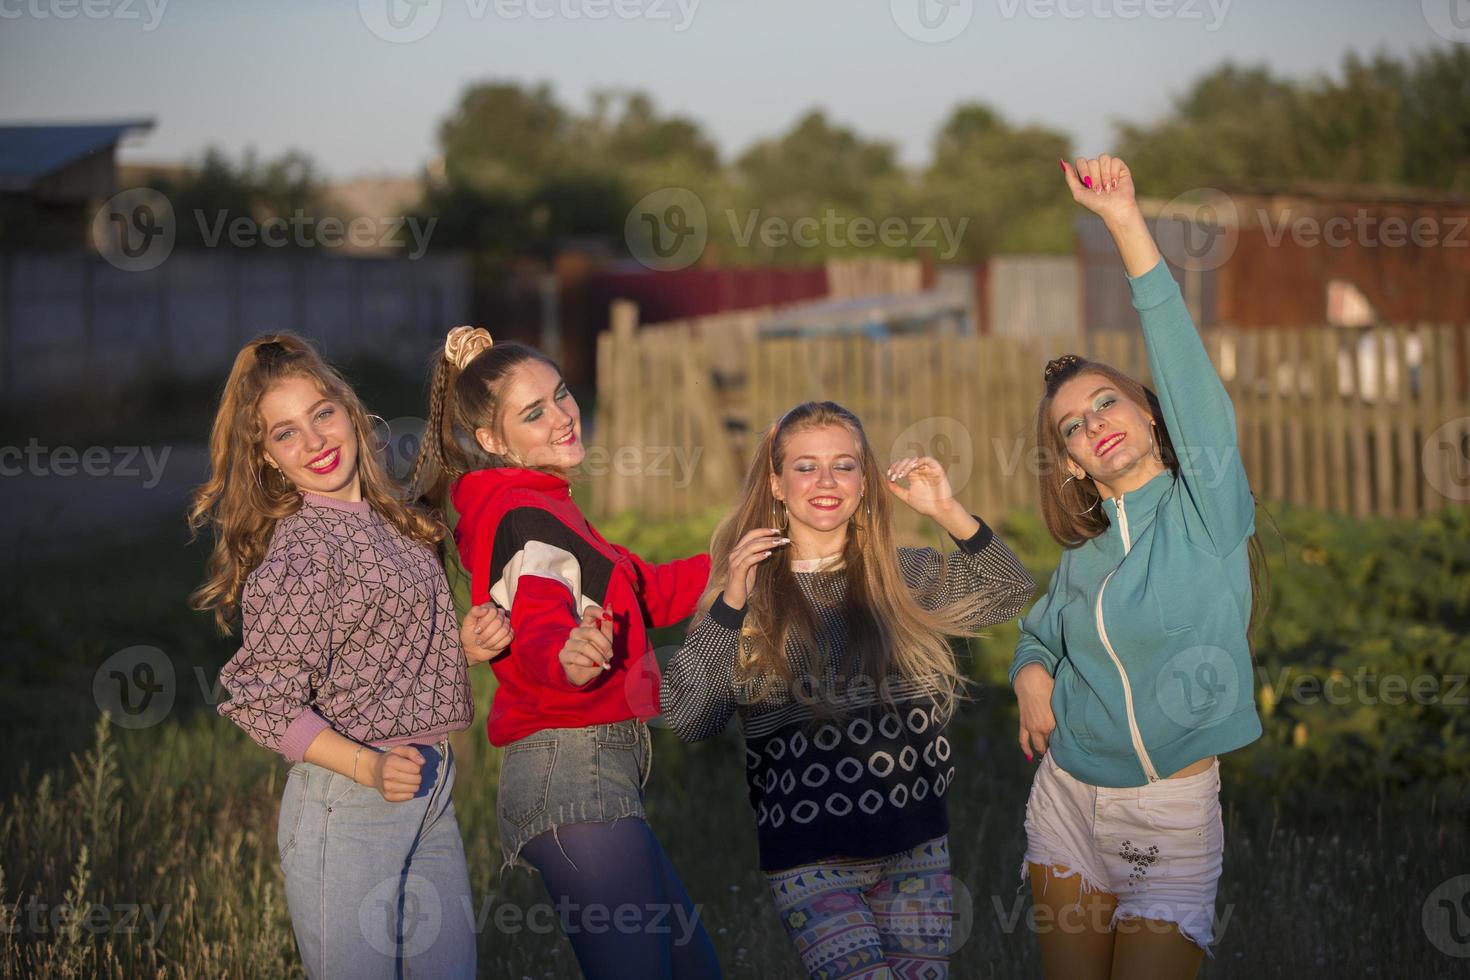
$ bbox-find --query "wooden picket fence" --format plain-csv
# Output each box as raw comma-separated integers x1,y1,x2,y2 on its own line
593,315,1470,531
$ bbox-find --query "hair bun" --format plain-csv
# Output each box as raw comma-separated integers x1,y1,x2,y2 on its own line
254,339,288,363
444,326,494,370
1043,353,1084,383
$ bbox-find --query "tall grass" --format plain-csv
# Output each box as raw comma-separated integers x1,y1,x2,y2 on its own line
1,507,1466,977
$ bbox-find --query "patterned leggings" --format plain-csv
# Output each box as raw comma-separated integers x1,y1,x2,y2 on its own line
765,835,951,980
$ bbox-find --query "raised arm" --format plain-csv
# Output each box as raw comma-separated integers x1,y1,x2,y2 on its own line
1062,155,1255,554
884,456,1035,628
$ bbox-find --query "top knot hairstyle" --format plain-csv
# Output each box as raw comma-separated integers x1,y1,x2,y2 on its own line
409,326,565,507
1042,353,1086,391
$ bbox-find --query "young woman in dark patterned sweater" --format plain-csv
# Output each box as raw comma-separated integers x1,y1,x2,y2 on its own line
660,401,1035,980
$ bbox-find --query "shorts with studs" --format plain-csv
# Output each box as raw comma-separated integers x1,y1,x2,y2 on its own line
1017,749,1225,954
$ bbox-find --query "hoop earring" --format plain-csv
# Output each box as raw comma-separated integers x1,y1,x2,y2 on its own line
772,498,788,532
1062,473,1100,516
255,462,290,496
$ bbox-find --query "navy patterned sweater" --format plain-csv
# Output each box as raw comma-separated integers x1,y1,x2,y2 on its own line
659,519,1034,871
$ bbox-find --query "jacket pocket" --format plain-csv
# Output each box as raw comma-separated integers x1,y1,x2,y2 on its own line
1055,663,1092,746
1152,587,1198,637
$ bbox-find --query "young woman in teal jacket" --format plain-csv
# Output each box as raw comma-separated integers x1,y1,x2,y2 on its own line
1010,155,1265,980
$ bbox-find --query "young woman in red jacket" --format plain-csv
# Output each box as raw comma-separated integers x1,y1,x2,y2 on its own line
410,326,721,980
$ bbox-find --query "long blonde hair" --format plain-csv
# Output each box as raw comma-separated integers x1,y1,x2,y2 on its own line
694,401,977,720
187,333,442,634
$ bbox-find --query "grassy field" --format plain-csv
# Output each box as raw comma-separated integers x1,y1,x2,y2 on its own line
1,503,1467,978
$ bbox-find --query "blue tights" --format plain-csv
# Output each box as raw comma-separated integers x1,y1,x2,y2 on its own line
520,818,722,979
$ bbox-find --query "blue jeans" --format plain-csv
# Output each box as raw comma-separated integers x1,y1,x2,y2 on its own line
278,738,475,979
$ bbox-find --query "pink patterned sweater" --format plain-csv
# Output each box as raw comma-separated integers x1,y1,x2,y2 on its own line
217,492,474,762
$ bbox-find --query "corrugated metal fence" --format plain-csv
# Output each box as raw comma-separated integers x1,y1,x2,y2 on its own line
0,250,471,398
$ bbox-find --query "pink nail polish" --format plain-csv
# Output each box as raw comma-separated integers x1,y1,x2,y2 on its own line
1081,175,1093,189
1026,754,1033,762
1058,159,1066,172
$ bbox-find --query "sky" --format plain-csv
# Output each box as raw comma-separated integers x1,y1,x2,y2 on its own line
0,0,1458,179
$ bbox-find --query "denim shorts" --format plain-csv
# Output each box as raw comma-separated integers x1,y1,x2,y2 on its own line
496,718,652,873
1019,750,1225,954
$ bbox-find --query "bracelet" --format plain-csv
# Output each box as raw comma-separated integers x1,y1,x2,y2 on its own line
352,745,367,784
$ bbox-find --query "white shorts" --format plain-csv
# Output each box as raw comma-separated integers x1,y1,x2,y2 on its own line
1018,750,1224,953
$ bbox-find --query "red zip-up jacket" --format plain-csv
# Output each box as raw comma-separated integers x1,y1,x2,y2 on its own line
451,467,712,746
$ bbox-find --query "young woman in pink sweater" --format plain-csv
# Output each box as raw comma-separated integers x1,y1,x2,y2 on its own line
190,332,510,979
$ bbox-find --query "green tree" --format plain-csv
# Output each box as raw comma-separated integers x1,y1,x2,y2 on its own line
1115,48,1470,195
438,82,575,198
718,110,910,263
1114,63,1308,194
155,147,323,249
430,82,723,258
921,103,1073,258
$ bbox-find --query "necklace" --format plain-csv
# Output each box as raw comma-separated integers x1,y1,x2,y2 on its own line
791,552,844,573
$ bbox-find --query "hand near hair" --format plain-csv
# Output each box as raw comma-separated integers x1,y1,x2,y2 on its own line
461,602,513,665
724,527,789,610
558,605,615,686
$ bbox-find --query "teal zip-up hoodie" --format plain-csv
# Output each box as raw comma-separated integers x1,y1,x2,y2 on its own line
1009,258,1263,788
